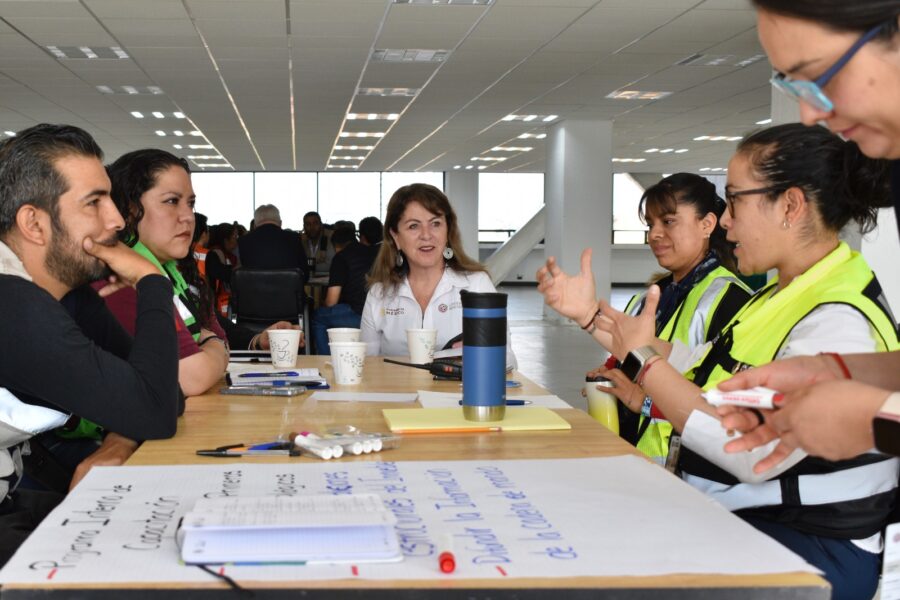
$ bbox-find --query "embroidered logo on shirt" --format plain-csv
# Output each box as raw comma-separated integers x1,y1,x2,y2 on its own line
385,307,405,316
438,303,448,313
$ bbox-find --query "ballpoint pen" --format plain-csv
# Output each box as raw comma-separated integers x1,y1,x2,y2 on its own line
238,371,299,378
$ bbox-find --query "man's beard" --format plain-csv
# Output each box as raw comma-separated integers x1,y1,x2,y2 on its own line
45,219,114,289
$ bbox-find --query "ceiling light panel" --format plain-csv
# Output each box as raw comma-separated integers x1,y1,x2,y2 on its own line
502,114,557,122
345,113,399,120
357,88,420,97
606,90,672,100
371,49,450,63
46,46,129,60
392,0,493,4
97,85,164,95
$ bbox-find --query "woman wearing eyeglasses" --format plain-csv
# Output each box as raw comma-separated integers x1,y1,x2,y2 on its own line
712,1,900,473
537,123,898,598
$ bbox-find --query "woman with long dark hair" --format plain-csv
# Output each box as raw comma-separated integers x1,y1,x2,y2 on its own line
104,149,228,397
537,123,898,598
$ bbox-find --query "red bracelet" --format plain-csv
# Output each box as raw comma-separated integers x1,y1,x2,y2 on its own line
636,356,662,387
822,352,851,380
649,402,666,420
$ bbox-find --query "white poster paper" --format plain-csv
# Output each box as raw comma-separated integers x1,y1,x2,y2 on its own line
0,456,816,586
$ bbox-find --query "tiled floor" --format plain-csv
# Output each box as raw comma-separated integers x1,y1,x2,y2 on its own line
501,284,641,410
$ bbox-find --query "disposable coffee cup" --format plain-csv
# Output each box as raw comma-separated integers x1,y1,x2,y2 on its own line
407,328,437,364
584,377,619,434
327,328,361,343
330,341,367,385
268,329,301,368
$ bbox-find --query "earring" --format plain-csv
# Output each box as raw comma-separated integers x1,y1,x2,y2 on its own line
782,220,791,230
442,246,454,260
396,252,404,267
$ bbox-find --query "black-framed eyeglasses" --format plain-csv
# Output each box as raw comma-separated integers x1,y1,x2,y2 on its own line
724,186,782,217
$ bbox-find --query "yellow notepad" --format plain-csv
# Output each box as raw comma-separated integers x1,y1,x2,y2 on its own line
382,407,571,433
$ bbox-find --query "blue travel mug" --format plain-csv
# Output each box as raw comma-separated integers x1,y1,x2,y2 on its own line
461,290,507,422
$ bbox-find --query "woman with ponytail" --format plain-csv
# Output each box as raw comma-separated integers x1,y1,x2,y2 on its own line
709,0,900,484
587,173,750,465
537,123,898,598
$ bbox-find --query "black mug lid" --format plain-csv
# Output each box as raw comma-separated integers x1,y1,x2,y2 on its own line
460,289,507,309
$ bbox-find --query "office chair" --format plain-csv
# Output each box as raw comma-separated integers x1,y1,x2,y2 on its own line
230,267,310,355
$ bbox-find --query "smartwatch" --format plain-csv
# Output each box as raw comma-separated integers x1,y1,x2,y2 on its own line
620,346,660,383
874,392,900,457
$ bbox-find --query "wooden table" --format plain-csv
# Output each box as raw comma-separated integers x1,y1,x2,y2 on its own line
2,356,828,599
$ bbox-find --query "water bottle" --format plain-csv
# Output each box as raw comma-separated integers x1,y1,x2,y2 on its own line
461,290,507,422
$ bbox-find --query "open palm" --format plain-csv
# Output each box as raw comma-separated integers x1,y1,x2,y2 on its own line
536,248,597,324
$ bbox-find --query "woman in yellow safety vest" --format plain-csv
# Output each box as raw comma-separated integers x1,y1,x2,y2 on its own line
538,123,898,600
587,173,750,465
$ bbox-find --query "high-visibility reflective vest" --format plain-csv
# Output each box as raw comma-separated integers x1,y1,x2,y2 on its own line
681,242,899,539
193,245,208,278
624,266,750,463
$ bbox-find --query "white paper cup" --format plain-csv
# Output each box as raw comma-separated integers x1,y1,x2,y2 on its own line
406,328,437,364
327,327,361,343
584,380,619,434
330,341,367,385
268,329,301,368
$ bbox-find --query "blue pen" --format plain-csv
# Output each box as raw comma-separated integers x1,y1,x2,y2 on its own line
506,380,522,388
248,441,287,450
238,371,299,378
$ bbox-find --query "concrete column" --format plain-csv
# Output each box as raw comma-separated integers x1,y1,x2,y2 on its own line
544,119,613,321
444,170,479,260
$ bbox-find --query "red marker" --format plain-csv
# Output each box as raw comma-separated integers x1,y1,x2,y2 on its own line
438,534,456,573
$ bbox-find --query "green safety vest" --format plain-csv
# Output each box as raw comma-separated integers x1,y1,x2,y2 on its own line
623,266,750,462
680,242,899,539
690,242,898,392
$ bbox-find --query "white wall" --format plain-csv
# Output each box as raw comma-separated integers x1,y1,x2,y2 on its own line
861,207,900,315
481,244,660,287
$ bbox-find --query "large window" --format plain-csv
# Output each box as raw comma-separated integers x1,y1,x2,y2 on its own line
186,172,443,229
612,173,648,244
254,172,317,230
381,172,444,221
611,173,726,244
192,172,254,226
478,173,544,243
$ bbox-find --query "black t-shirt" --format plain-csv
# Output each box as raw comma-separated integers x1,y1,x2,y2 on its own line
327,241,376,314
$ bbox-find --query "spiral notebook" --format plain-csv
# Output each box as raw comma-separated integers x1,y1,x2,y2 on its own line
177,494,401,565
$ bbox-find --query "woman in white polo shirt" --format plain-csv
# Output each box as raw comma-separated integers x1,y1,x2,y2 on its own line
361,183,514,365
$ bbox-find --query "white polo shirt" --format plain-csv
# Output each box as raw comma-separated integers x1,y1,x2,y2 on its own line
360,268,516,367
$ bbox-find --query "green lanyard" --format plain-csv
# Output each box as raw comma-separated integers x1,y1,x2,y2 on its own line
131,241,201,341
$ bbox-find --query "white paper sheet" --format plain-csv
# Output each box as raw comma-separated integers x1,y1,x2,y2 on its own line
308,392,418,403
417,390,571,409
0,457,817,586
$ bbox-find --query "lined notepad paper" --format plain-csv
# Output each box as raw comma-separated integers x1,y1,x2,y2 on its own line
382,407,571,433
